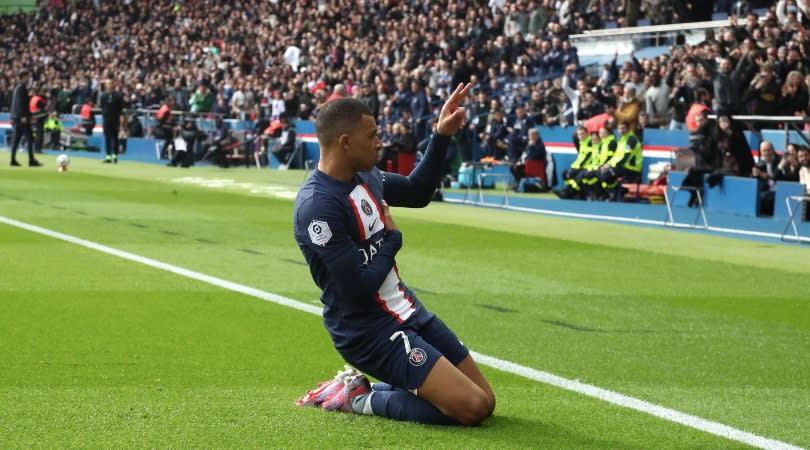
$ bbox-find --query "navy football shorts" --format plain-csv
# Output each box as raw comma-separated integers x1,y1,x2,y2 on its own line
339,316,469,391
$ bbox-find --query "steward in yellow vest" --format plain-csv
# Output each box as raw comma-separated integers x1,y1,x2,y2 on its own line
554,126,617,199
592,121,643,199
563,126,599,183
43,111,64,150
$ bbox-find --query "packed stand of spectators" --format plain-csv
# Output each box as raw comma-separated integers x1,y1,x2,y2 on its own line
0,0,663,146
550,1,810,207
558,6,810,130
2,0,810,194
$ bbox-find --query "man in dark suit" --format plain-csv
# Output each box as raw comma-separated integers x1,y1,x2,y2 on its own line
9,70,42,167
506,105,535,164
100,80,127,163
752,140,781,216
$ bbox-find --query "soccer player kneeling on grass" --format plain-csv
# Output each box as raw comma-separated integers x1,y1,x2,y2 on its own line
293,84,495,425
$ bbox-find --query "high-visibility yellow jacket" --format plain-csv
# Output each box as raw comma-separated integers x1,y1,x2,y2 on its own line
607,131,643,173
590,134,616,170
571,136,598,170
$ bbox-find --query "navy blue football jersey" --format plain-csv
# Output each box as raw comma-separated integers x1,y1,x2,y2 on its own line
294,134,450,351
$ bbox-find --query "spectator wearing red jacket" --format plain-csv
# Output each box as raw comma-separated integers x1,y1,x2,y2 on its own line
28,86,48,153
79,99,95,136
685,88,712,132
155,97,176,159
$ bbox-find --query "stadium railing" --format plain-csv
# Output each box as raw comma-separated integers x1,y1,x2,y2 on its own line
570,17,749,65
781,195,810,241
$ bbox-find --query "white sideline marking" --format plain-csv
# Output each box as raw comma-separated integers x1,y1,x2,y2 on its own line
472,353,802,450
0,215,321,316
444,198,810,244
0,214,803,450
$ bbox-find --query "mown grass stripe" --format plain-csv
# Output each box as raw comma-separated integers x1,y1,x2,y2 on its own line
0,213,802,450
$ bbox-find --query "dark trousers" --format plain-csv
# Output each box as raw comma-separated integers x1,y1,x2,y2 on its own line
10,120,35,163
273,144,295,165
597,166,638,187
81,120,94,136
595,166,639,198
758,189,775,216
574,168,599,189
202,139,230,167
156,127,174,159
170,138,195,167
103,123,120,157
32,118,45,153
681,167,724,207
563,168,584,182
48,130,61,149
162,137,174,160
509,162,524,183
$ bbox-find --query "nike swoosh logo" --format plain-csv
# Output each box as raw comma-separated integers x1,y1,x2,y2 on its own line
368,219,377,232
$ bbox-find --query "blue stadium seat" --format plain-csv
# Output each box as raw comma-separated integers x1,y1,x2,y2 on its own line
774,182,806,218
756,129,810,152
760,129,785,151
743,130,762,153
787,130,809,147
705,175,759,217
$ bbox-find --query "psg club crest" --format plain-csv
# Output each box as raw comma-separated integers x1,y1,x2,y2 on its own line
408,348,428,367
308,220,332,246
360,199,373,216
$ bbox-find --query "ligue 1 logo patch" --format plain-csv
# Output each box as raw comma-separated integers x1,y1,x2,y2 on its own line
360,199,373,216
308,220,332,246
408,348,427,367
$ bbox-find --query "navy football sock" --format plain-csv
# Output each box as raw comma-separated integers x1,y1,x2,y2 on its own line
369,390,458,425
371,382,394,391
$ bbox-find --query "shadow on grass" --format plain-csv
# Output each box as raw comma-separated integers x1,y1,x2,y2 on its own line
481,414,626,447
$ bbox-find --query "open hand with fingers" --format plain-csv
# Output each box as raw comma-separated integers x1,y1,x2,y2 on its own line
436,83,472,137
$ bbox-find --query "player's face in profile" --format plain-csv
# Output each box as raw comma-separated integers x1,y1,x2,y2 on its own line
347,114,382,172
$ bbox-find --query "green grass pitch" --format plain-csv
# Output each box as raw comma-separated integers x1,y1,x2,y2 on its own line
0,155,808,448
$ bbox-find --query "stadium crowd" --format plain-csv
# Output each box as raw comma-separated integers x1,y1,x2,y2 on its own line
0,0,642,127
1,0,810,196
0,0,722,131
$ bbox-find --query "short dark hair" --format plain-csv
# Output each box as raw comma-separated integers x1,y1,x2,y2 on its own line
695,88,710,99
315,98,373,146
19,69,29,78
